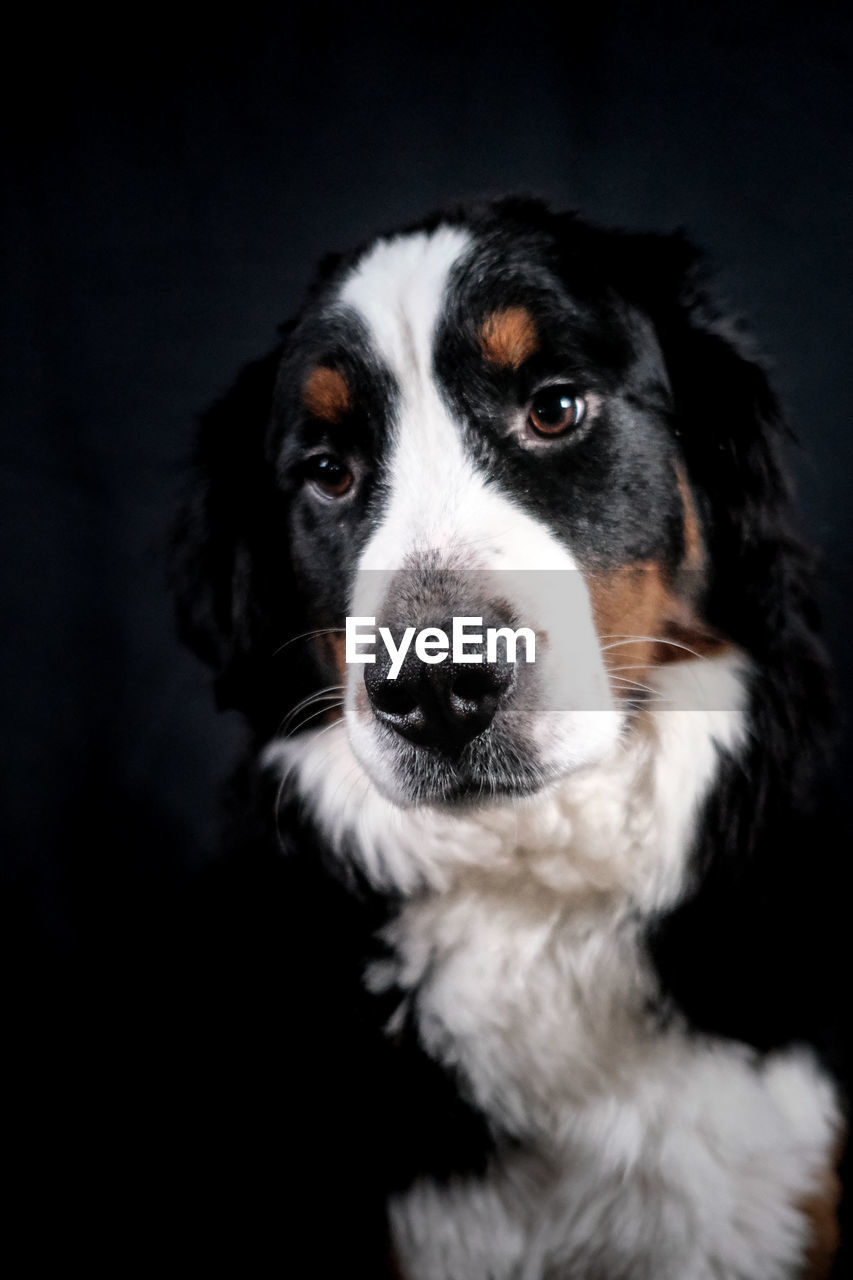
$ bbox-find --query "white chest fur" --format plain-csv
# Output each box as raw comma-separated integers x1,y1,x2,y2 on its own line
382,887,837,1280
269,659,840,1278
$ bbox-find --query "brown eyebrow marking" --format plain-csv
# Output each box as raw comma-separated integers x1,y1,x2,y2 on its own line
303,366,351,423
479,306,538,370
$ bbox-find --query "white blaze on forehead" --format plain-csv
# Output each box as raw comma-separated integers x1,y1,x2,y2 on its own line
338,226,583,578
340,227,481,575
340,226,470,392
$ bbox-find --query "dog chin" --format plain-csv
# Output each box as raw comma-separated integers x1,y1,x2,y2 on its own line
350,712,625,809
372,753,547,809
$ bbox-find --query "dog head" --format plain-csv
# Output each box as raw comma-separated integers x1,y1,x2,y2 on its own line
174,198,807,809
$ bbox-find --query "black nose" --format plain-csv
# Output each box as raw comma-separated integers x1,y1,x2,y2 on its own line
364,633,516,755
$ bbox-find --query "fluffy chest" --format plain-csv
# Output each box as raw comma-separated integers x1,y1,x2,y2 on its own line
371,887,655,1137
380,886,839,1280
274,661,840,1277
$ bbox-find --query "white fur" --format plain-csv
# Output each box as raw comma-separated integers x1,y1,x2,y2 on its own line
389,1048,837,1280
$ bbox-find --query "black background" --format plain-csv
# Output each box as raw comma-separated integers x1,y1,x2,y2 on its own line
2,0,852,1263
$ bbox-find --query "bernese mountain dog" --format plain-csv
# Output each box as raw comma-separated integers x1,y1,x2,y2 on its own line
173,198,847,1278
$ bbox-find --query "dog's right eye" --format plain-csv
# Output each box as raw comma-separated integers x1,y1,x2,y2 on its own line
303,453,354,498
527,385,586,439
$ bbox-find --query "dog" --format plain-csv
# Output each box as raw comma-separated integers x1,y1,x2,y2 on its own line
173,197,847,1278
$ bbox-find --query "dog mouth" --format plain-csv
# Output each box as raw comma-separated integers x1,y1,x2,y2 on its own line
367,720,550,806
347,685,625,808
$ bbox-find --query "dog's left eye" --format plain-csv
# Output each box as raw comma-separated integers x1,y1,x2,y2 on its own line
303,453,354,498
527,386,586,438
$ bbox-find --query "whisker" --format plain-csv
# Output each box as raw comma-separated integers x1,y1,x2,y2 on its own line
599,634,708,661
285,684,346,712
286,700,345,738
610,690,672,708
278,684,346,735
271,721,345,852
332,756,371,817
291,719,350,800
610,682,668,698
281,685,345,721
609,676,662,697
272,627,346,658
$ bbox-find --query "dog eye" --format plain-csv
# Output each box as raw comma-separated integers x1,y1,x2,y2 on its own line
527,386,586,438
304,453,354,498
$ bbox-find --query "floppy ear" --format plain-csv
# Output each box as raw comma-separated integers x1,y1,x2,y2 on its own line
663,314,806,643
172,343,309,735
609,233,832,764
657,283,825,679
581,227,821,652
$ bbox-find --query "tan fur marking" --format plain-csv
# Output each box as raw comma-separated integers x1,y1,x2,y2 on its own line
304,366,350,423
316,631,346,681
588,561,728,692
675,461,704,570
306,631,346,727
323,631,347,683
479,306,538,369
654,615,729,663
588,562,672,680
798,1129,845,1279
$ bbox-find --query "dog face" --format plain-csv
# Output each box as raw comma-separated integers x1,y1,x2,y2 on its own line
176,199,793,807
